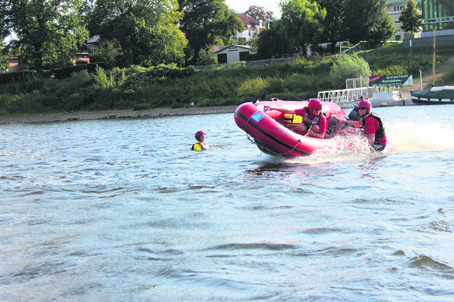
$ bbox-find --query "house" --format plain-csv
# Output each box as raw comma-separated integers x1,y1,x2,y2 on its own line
215,45,254,64
73,53,90,65
8,57,19,70
387,0,422,41
235,14,266,45
87,35,101,51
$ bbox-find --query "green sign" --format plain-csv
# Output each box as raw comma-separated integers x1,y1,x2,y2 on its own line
369,75,413,87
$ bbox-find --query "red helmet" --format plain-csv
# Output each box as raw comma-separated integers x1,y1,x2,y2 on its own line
195,130,206,141
308,98,323,115
357,99,372,115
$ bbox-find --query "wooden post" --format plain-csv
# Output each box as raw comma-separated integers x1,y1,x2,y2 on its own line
433,29,436,86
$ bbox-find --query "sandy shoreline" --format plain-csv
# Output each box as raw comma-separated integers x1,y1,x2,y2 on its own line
0,105,239,124
0,100,417,124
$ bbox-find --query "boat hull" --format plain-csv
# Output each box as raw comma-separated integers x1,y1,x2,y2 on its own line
234,100,347,157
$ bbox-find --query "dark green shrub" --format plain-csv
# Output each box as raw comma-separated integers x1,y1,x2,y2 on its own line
0,70,36,84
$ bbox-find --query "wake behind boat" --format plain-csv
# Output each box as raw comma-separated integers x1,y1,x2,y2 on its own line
234,99,395,157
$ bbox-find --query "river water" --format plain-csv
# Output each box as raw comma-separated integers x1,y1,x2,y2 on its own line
1,104,454,301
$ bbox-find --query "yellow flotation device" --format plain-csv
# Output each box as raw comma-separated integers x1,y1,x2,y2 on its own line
282,114,303,126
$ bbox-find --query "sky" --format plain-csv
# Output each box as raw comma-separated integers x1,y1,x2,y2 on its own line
225,0,282,19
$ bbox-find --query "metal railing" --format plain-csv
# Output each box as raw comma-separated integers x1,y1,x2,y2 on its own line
194,57,296,71
317,88,370,103
194,64,227,70
247,57,296,67
339,43,362,55
318,86,402,103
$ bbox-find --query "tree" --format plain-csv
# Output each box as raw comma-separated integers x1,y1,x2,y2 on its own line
88,0,187,67
280,0,326,55
368,8,396,46
255,20,289,59
343,0,395,45
196,49,217,65
244,5,276,23
400,0,422,35
1,0,89,73
178,0,244,66
318,0,346,54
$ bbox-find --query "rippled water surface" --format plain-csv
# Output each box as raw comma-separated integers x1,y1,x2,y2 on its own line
1,105,454,301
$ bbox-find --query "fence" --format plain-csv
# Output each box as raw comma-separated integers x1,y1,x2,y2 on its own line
194,57,296,71
318,86,401,103
317,88,370,103
339,41,402,56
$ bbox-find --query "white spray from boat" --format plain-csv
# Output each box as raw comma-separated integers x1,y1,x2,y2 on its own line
387,118,454,152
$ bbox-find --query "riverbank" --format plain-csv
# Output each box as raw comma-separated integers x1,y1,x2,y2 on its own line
3,55,452,125
0,105,239,124
0,100,417,124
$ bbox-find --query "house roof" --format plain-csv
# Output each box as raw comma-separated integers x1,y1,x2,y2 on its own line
387,0,421,5
214,45,251,54
237,14,258,28
87,35,100,44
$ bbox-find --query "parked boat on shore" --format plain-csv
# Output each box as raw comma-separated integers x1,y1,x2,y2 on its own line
411,86,454,105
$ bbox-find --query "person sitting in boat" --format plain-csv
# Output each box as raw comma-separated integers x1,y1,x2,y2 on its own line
268,98,327,139
191,130,209,151
346,95,366,121
341,99,387,151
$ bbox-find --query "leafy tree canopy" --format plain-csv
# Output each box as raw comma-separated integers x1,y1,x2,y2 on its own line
343,0,395,45
318,0,346,54
255,20,289,59
400,0,423,34
280,0,326,55
1,0,89,73
87,0,187,67
178,0,244,66
244,5,276,23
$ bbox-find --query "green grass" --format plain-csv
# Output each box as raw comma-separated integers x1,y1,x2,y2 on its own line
0,45,451,116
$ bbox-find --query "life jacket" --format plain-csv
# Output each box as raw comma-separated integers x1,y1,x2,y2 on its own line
281,107,322,128
282,114,303,127
191,142,209,151
361,112,386,139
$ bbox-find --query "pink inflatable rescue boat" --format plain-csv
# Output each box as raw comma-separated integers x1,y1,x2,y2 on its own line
234,99,394,157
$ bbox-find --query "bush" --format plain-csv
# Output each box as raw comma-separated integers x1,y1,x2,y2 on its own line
197,49,218,66
53,64,104,80
0,70,36,85
75,59,88,65
330,55,371,89
373,65,407,76
442,70,454,86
